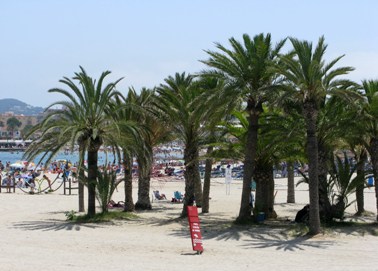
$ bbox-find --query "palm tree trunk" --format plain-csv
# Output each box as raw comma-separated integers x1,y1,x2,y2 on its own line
201,146,213,213
368,138,378,221
193,153,202,208
237,109,258,222
287,161,295,203
123,152,134,212
318,144,332,222
355,150,367,215
78,144,85,212
135,174,152,210
135,157,152,210
181,139,200,217
304,103,321,235
255,163,275,219
87,147,98,217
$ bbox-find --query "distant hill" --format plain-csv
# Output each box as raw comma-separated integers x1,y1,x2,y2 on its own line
0,99,44,116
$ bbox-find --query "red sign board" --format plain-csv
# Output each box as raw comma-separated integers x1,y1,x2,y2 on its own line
187,206,204,254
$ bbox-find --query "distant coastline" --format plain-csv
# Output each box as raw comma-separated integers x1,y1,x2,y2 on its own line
0,139,32,153
0,148,27,152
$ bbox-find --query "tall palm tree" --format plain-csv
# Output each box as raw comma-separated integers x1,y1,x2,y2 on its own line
322,93,366,218
154,72,209,217
25,66,123,217
360,79,378,221
278,36,355,234
218,108,303,218
195,76,236,213
201,33,285,222
123,87,172,210
111,91,147,212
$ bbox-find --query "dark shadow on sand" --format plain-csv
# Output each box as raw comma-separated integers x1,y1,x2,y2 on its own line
11,210,107,231
12,219,104,231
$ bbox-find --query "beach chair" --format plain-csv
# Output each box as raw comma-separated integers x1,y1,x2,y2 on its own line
172,191,183,203
152,190,167,202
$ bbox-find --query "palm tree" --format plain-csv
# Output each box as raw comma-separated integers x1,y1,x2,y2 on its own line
111,91,147,212
360,79,378,221
24,66,123,217
195,76,236,213
201,33,286,222
327,94,367,216
217,108,303,219
154,72,209,217
278,36,355,234
118,87,172,211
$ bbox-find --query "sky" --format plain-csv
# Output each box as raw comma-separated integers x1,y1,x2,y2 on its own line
1,0,378,108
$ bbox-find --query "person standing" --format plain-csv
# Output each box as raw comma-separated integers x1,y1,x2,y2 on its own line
225,164,232,195
249,189,255,208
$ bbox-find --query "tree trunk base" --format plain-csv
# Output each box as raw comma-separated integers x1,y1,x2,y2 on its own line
134,202,152,210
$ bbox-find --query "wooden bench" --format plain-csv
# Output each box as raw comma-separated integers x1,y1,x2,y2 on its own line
0,184,16,193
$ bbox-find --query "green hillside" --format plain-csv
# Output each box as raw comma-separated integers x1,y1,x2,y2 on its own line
0,98,44,116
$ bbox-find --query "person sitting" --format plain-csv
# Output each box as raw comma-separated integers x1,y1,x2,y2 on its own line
153,190,167,200
1,174,7,186
2,175,14,193
108,200,125,208
172,191,183,202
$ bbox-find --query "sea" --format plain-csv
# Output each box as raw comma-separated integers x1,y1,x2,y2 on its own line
0,151,117,166
0,149,183,166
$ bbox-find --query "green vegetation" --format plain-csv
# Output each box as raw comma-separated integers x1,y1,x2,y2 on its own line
65,210,138,223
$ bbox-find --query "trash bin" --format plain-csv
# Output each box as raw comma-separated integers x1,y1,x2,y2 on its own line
257,212,265,222
368,176,374,187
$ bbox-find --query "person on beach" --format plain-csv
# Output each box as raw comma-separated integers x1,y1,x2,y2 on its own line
249,189,255,208
43,174,53,191
225,164,232,195
2,174,13,192
2,174,10,186
28,171,36,194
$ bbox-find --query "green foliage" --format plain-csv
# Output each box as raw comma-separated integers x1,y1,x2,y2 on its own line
6,117,22,138
65,210,138,223
21,124,34,138
6,117,22,129
328,153,360,208
65,210,76,221
95,169,120,213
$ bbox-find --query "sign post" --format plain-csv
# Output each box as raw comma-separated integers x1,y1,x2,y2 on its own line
187,206,204,254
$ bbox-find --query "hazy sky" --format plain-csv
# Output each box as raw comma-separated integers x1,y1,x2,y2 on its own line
1,0,378,108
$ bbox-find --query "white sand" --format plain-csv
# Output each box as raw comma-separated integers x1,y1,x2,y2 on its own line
0,175,377,271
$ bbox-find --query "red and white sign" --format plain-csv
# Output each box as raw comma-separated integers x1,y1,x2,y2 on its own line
187,206,204,254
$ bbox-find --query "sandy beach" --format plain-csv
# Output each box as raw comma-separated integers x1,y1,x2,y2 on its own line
0,175,377,271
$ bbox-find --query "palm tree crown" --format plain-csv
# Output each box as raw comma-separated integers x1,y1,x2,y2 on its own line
201,33,285,222
25,66,123,216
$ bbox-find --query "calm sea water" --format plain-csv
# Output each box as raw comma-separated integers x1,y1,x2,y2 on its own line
0,151,117,165
0,150,183,165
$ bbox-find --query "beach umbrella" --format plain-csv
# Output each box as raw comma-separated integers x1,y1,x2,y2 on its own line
10,162,24,169
28,165,42,171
